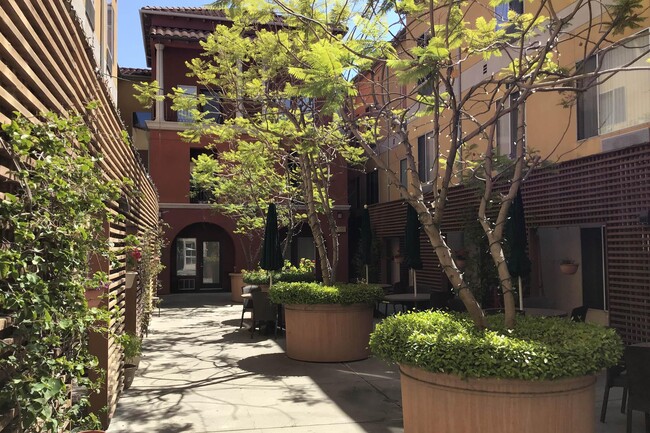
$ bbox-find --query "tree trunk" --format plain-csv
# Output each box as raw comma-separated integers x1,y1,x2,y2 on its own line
299,154,333,285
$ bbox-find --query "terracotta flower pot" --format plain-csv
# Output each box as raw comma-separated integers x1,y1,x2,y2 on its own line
399,364,596,433
229,273,244,303
559,263,579,275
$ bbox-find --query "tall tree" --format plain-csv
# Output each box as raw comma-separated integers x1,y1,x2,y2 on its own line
204,0,646,328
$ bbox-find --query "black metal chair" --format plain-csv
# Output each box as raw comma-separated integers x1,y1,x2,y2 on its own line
570,305,589,322
624,344,650,433
429,290,452,311
600,363,627,422
239,285,260,329
250,291,277,338
447,296,467,312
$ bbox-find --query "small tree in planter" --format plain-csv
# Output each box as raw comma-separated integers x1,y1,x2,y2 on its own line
270,282,384,362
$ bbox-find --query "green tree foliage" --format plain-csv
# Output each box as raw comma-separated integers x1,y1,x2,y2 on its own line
166,12,366,284
204,0,646,327
0,111,121,431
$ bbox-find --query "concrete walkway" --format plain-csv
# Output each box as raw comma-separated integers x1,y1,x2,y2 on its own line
108,293,639,433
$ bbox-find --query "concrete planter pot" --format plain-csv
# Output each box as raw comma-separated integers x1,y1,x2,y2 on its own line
123,364,138,390
284,303,374,362
399,364,596,433
125,271,138,289
229,273,244,303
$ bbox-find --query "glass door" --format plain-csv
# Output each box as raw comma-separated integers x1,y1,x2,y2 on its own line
201,241,220,290
176,238,197,291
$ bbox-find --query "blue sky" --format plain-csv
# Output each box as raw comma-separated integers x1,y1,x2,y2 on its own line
118,1,210,68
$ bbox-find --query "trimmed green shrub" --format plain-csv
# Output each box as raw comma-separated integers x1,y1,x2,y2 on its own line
242,268,270,285
269,282,385,305
243,259,317,284
369,311,623,380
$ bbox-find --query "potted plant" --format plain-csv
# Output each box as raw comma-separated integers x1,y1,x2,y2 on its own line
370,311,622,433
269,282,384,362
242,267,272,290
124,234,141,289
118,332,142,390
276,259,317,283
559,259,580,275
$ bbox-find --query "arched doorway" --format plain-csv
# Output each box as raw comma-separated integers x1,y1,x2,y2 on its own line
171,222,234,293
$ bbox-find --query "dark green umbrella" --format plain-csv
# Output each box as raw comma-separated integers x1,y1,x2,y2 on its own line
260,203,283,287
405,204,423,295
505,189,531,308
360,206,373,282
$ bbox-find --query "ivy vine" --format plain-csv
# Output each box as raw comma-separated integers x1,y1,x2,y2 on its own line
0,111,122,432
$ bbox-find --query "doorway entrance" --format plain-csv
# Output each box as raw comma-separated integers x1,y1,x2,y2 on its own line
172,223,234,292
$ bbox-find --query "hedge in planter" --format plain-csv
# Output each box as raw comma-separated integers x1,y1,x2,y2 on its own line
370,311,623,433
270,282,384,362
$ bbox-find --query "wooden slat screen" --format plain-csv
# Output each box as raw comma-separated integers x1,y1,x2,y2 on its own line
0,0,160,428
369,143,650,344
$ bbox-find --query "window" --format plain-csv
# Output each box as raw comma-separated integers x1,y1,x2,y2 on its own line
400,158,408,187
577,30,650,139
496,92,525,158
176,238,197,276
417,32,433,96
366,170,379,205
199,88,224,124
495,0,523,26
86,0,95,30
417,134,432,182
106,1,114,74
176,85,197,122
190,148,215,203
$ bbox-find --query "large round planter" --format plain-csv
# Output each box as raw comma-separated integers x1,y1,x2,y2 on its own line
284,303,374,362
399,364,596,433
229,273,244,303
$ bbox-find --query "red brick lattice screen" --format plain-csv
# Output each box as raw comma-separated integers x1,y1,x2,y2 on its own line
369,143,650,344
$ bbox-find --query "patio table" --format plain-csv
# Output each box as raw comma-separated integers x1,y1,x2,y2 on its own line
523,307,567,318
382,293,431,314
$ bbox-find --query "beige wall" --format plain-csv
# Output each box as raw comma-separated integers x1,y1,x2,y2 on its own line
70,0,118,102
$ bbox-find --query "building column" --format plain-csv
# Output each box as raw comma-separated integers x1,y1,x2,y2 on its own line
155,43,165,121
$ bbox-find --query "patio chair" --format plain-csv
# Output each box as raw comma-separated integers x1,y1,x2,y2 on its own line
429,290,452,311
624,344,650,433
250,291,277,338
600,363,627,422
570,305,589,322
239,285,260,329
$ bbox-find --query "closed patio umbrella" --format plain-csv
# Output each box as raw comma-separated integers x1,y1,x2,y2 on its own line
505,189,531,309
360,206,373,283
405,204,423,296
260,203,283,288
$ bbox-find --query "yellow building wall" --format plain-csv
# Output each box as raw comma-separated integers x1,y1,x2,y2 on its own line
361,0,650,205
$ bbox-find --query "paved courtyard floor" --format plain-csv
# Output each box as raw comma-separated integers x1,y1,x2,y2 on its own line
108,293,639,433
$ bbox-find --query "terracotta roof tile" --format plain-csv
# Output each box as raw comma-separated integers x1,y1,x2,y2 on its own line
118,67,152,77
149,26,213,41
140,7,228,18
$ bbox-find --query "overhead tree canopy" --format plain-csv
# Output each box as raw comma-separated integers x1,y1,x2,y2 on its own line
159,0,647,326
